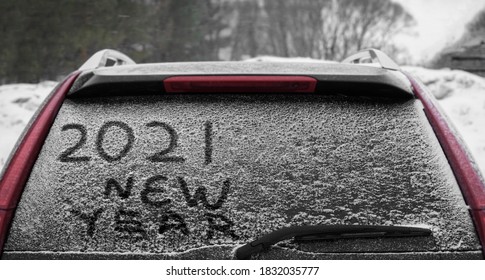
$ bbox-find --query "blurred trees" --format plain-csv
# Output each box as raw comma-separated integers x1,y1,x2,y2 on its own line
0,0,414,83
0,0,226,83
228,0,414,60
0,0,150,82
431,6,485,69
465,8,485,37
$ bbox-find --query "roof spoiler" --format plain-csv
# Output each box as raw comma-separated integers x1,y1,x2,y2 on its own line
78,49,135,71
69,48,413,98
342,49,400,71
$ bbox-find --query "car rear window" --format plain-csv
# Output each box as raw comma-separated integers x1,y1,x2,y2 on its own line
3,93,482,259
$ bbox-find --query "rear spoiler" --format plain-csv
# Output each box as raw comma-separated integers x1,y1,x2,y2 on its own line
77,48,398,71
78,49,400,71
68,49,414,98
78,49,135,71
342,49,400,71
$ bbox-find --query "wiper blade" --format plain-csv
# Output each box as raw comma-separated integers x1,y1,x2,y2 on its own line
234,225,431,260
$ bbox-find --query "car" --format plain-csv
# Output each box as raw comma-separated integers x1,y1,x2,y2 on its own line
0,49,484,259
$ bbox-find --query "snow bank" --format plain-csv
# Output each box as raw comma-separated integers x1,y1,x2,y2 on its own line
402,66,485,99
0,82,57,171
403,66,485,175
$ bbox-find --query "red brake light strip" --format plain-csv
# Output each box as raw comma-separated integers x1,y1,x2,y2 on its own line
0,210,14,254
164,75,317,93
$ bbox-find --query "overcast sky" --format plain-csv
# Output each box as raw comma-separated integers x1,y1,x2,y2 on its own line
393,0,485,63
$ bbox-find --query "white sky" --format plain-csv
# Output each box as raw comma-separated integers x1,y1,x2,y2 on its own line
393,0,485,63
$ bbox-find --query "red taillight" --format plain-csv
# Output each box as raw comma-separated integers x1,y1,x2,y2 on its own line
0,72,79,255
473,210,485,252
0,210,13,252
163,75,317,93
405,73,485,256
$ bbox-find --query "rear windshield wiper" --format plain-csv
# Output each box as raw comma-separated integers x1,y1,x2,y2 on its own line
234,225,431,260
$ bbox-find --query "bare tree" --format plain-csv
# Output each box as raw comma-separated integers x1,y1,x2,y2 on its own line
265,0,328,58
226,0,415,61
229,0,266,60
320,0,415,60
466,8,485,36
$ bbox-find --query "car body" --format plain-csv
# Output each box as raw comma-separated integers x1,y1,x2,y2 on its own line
0,49,484,259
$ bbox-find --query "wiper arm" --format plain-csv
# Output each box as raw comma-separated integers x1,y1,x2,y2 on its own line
234,225,431,260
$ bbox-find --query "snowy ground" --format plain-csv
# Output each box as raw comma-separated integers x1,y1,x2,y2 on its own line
0,66,484,176
403,66,485,176
0,82,57,171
